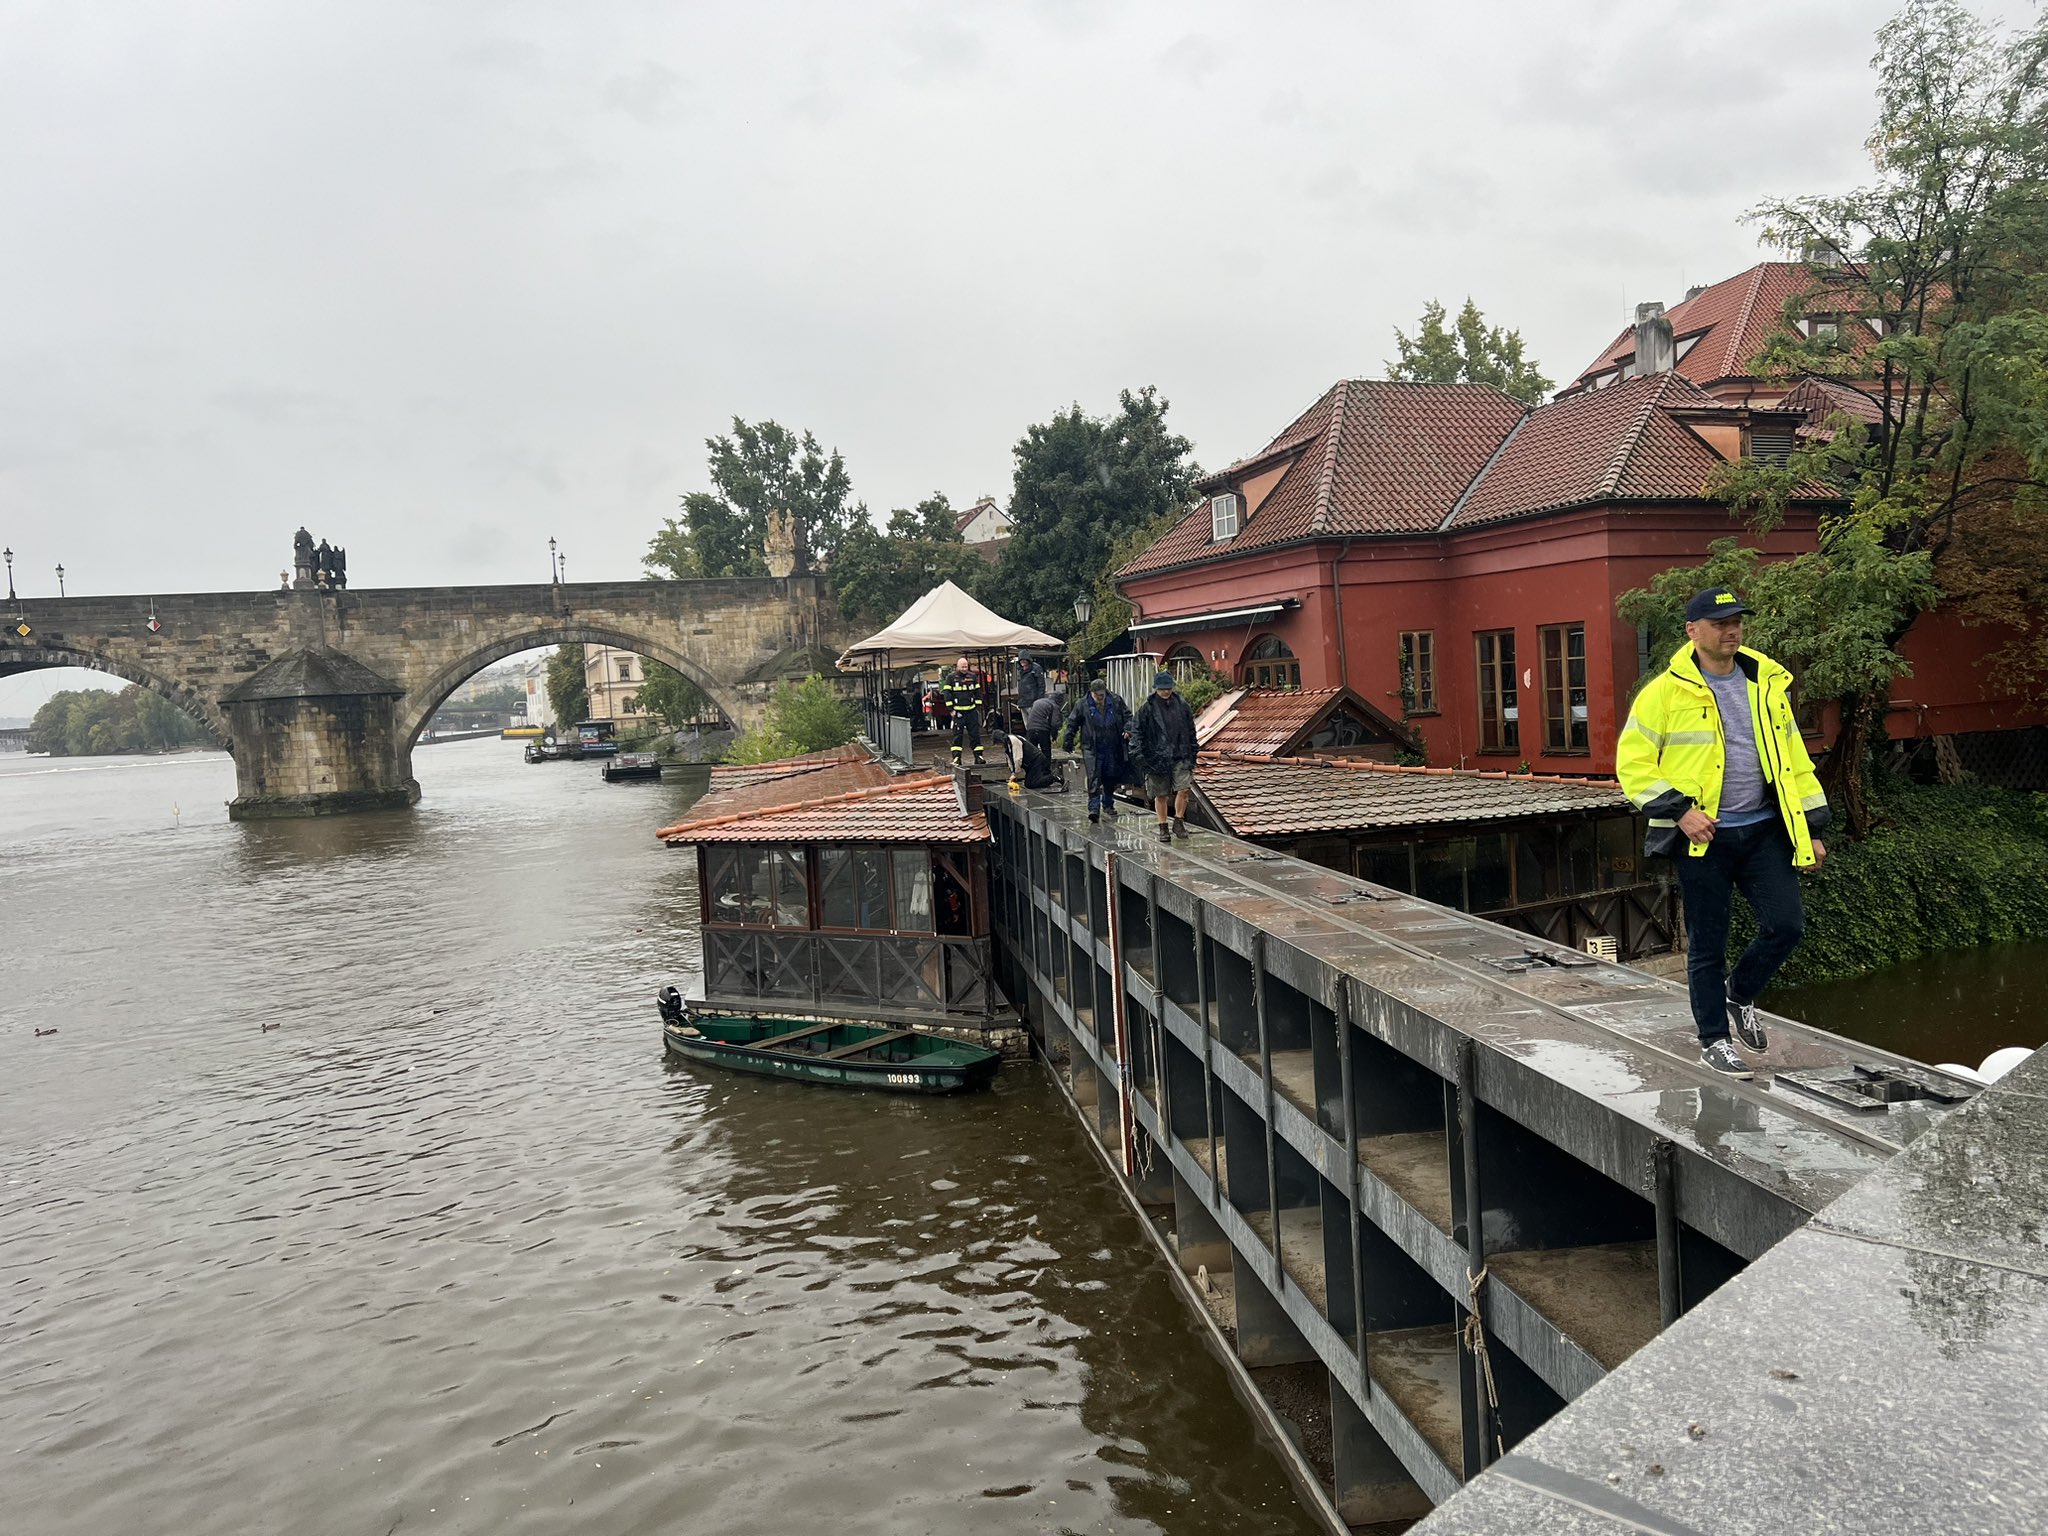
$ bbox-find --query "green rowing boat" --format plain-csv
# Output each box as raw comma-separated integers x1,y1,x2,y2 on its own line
656,988,1001,1095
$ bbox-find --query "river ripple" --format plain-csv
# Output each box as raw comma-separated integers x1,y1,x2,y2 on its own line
1,742,1317,1536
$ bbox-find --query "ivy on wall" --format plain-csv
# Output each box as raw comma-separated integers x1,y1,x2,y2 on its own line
1730,779,2048,988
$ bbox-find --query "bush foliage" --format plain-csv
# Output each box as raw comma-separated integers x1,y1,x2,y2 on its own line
1732,776,2048,987
722,676,860,765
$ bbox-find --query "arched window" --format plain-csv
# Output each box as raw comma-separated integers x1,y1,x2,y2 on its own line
1239,635,1300,689
1164,644,1206,684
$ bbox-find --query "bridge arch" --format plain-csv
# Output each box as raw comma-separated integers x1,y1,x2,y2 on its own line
396,624,749,749
0,644,233,744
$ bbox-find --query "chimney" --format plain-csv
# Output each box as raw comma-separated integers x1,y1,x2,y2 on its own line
1633,300,1676,378
1683,284,1705,303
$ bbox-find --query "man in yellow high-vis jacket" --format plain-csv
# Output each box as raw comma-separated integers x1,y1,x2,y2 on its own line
1616,587,1831,1080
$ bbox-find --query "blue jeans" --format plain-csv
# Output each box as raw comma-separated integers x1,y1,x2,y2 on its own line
1671,819,1806,1043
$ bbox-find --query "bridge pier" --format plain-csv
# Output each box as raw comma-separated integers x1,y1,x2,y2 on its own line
223,649,417,820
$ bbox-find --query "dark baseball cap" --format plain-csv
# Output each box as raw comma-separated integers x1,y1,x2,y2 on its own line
1685,587,1752,623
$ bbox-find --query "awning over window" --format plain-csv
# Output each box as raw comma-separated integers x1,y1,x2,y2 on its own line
1128,600,1294,637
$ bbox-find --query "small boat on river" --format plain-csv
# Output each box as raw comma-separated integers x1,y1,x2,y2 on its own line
657,989,1001,1094
650,742,1021,1090
603,752,663,782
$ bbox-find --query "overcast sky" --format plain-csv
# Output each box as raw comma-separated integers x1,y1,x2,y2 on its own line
2,0,2037,713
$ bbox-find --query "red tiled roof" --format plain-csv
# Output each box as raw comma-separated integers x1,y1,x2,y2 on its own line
702,743,869,791
1566,262,1877,393
662,751,892,835
657,772,987,845
1194,753,1628,838
1196,686,1410,757
1444,373,1734,529
1778,374,1887,428
1117,380,1526,579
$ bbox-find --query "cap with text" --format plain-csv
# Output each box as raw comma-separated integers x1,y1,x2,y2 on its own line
1685,587,1752,623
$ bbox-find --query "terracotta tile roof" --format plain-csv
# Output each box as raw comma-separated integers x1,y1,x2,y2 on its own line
1195,686,1411,758
1566,262,1877,393
1444,373,1734,529
1194,752,1628,838
664,750,890,834
1779,374,1887,429
700,743,869,792
656,772,987,845
1117,380,1526,579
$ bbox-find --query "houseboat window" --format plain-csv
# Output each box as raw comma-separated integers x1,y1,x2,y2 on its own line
1476,630,1518,753
1399,630,1437,713
1356,841,1414,894
892,854,934,933
766,847,810,928
708,845,771,923
1540,623,1590,754
933,860,971,936
1467,832,1512,912
1241,634,1300,689
819,847,892,930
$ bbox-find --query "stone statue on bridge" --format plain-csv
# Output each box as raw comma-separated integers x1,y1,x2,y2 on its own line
293,527,316,590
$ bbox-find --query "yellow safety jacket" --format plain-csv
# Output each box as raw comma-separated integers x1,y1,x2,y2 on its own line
1616,643,1831,867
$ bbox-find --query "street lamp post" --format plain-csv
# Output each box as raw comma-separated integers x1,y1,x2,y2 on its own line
3,547,13,603
1072,592,1094,627
55,563,65,598
549,536,557,584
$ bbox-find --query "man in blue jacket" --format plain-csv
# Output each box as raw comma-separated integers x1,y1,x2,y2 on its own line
1061,676,1131,823
1617,588,1831,1079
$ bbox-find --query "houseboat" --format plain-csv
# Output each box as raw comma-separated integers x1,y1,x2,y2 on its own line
652,744,1016,1092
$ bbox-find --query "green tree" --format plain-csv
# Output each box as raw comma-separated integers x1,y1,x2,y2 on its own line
26,686,215,756
545,643,588,726
722,675,861,764
627,659,715,733
1683,0,2048,832
645,418,861,579
830,493,987,626
987,387,1200,639
1387,298,1552,404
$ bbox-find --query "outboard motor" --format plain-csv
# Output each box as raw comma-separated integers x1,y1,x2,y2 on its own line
656,986,684,1026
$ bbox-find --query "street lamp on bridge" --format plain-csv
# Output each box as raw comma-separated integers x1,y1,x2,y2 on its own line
55,563,64,598
549,536,557,585
3,547,13,603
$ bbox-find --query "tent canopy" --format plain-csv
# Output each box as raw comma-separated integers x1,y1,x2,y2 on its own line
837,581,1062,669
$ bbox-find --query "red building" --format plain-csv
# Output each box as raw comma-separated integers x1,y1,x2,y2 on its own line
1117,271,2045,776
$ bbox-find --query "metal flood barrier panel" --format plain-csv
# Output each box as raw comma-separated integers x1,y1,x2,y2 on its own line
984,789,1975,1524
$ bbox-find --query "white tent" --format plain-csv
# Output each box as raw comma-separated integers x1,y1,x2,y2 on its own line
836,581,1062,669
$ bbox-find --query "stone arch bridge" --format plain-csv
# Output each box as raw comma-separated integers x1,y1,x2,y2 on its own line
0,577,847,818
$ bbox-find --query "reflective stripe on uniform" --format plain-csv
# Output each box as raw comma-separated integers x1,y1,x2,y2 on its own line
1626,718,1665,749
1628,777,1676,809
1647,817,1677,827
1801,791,1827,811
1664,730,1714,745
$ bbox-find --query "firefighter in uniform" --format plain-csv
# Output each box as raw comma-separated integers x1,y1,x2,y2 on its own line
943,654,985,766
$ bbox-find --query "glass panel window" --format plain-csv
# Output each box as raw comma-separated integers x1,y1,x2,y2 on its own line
1560,821,1599,897
767,847,810,928
1513,829,1556,904
1475,630,1518,753
1540,623,1590,754
1597,816,1639,890
717,846,770,924
820,848,857,928
1468,833,1512,912
1399,630,1437,713
705,847,741,911
891,852,933,933
1415,838,1472,910
1241,635,1299,690
1356,842,1415,893
854,850,890,929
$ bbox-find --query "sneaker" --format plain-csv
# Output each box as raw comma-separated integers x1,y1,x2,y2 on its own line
1727,992,1768,1053
1156,822,1171,844
1088,811,1100,824
1172,816,1188,840
1700,1039,1753,1079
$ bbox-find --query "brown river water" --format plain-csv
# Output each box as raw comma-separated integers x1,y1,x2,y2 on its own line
0,741,1321,1536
